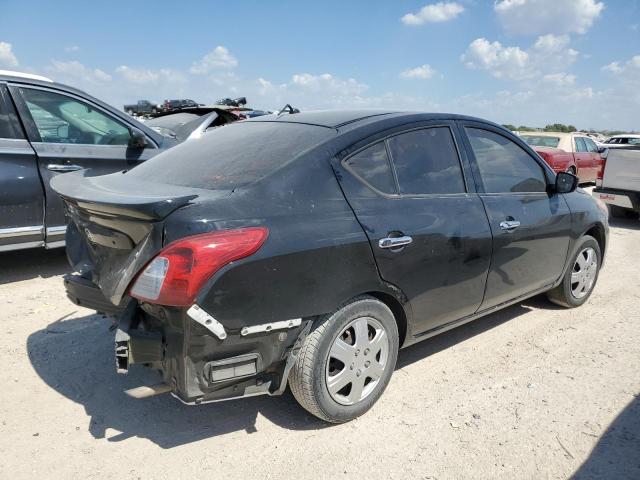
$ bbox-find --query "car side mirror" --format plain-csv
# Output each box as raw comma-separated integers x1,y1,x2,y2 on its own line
128,127,148,149
555,171,578,194
597,146,607,154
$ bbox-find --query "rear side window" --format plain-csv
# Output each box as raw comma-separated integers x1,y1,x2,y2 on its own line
344,142,396,194
466,128,547,194
127,122,334,190
387,127,465,195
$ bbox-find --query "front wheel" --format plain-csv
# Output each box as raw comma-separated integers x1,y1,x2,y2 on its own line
546,235,601,308
289,297,399,423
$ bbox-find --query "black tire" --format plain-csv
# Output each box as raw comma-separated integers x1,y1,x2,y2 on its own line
289,296,399,423
546,235,601,308
608,205,635,218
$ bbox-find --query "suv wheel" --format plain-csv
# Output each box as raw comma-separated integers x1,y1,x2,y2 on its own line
289,296,399,423
546,235,601,308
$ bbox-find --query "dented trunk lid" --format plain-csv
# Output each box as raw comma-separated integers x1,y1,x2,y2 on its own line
51,170,229,305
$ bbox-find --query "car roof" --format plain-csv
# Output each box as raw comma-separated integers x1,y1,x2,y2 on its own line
611,134,640,138
245,109,496,129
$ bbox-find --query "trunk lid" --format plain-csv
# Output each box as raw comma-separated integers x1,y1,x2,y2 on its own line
51,170,228,305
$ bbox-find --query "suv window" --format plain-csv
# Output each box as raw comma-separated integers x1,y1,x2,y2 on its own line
466,128,547,193
344,141,396,194
20,88,132,145
575,137,588,152
387,127,465,195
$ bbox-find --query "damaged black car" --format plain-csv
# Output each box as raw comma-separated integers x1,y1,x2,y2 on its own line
53,110,608,423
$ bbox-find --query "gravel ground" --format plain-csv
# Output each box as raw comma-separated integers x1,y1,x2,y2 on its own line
0,215,639,480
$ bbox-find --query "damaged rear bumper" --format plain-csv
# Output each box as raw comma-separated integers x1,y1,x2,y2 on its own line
114,299,311,405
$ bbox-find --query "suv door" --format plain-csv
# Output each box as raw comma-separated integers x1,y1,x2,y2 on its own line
0,83,44,251
334,122,493,337
461,123,571,310
8,85,158,246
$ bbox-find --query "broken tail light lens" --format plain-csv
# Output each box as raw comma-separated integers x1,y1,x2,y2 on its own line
129,227,269,306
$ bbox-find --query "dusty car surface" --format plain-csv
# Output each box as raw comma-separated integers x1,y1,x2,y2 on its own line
520,131,603,183
52,111,609,423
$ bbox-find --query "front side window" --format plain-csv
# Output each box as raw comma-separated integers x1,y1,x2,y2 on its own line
344,141,396,194
466,128,547,194
583,137,598,153
575,137,588,152
20,88,132,145
387,127,465,195
628,138,640,146
0,89,20,139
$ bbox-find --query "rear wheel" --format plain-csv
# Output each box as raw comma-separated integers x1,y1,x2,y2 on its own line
609,205,636,218
546,235,601,308
289,296,399,423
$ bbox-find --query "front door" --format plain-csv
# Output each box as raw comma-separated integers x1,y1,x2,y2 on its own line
0,84,44,251
9,85,158,246
334,122,493,336
461,123,572,310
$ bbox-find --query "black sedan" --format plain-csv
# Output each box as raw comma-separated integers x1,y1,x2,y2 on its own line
52,111,608,423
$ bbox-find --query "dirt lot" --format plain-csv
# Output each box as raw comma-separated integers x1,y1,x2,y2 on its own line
1,215,639,480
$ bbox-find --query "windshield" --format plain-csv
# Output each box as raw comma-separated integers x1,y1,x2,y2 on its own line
520,135,560,148
126,121,334,190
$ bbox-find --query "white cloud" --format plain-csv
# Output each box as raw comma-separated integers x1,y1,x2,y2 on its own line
401,2,464,26
47,60,112,83
543,72,576,86
0,41,18,67
189,46,237,74
461,34,579,80
495,0,604,35
290,73,368,95
400,64,437,79
602,55,640,77
115,65,186,85
461,38,530,80
64,45,80,53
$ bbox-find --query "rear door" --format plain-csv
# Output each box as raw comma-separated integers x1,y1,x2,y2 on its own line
334,122,493,336
0,83,45,251
8,84,159,246
461,123,571,310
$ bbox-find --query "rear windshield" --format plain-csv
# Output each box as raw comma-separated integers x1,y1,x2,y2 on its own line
127,121,334,189
520,135,560,148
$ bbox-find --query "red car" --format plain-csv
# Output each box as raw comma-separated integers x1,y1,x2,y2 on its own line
520,132,603,183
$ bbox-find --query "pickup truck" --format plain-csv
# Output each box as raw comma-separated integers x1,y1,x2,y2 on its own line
124,100,159,116
520,132,603,183
592,146,640,217
0,70,175,252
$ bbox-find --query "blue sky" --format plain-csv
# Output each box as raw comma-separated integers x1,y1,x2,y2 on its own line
1,0,638,130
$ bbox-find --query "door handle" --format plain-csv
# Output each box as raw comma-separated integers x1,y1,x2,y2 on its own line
499,220,521,231
47,164,83,172
378,235,413,249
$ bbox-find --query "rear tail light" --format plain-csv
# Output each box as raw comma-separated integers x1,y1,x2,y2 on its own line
596,151,608,187
129,227,269,306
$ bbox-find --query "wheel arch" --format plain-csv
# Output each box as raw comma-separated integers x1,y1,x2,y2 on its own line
361,291,409,348
583,222,606,262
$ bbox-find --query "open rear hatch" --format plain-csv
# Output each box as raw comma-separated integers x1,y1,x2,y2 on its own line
51,170,225,306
